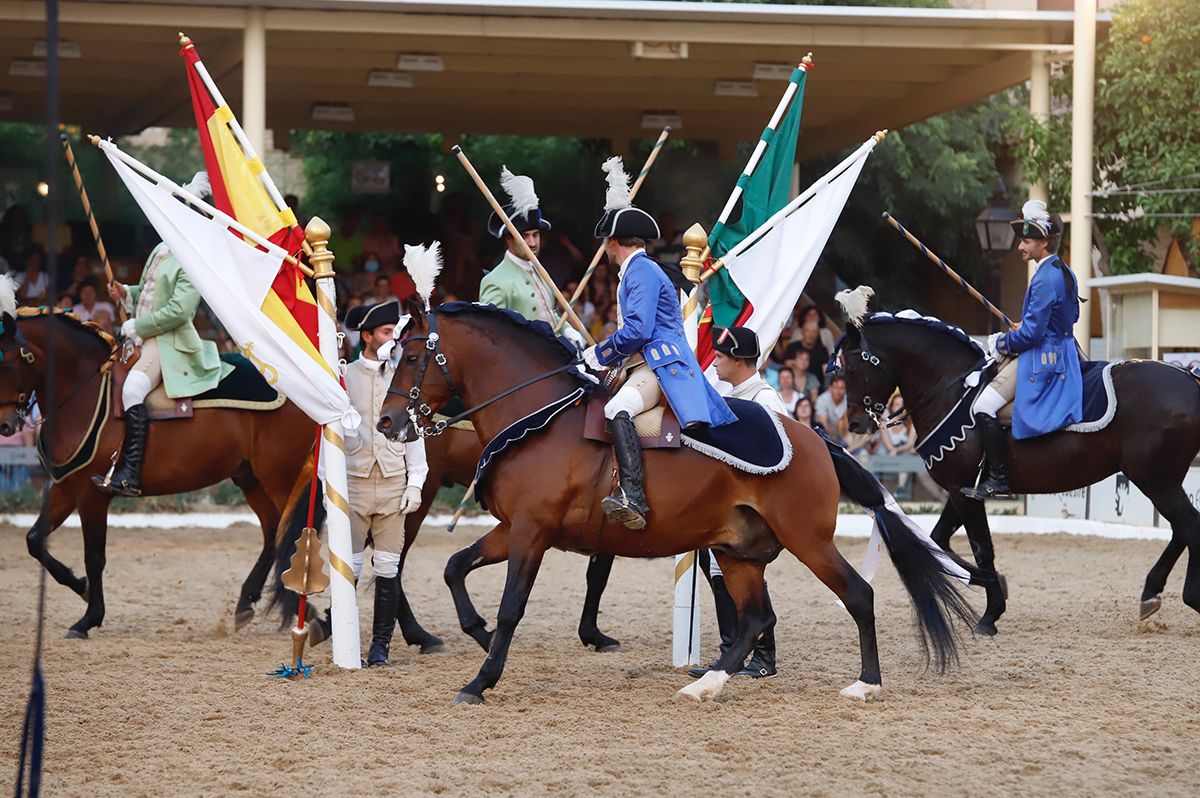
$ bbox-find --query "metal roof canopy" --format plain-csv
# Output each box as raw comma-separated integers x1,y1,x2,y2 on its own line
0,0,1103,157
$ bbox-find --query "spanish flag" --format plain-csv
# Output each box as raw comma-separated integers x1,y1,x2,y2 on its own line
181,38,324,375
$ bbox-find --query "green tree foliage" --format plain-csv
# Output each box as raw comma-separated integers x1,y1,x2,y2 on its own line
1012,0,1200,274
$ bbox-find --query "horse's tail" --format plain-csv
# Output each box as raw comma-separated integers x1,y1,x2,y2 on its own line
266,451,325,627
822,434,980,672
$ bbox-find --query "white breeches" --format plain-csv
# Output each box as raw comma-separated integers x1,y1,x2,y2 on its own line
972,356,1018,418
603,364,661,420
123,337,162,408
708,549,722,578
372,549,402,579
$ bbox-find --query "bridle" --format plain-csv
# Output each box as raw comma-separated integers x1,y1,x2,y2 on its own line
387,310,581,439
0,317,40,425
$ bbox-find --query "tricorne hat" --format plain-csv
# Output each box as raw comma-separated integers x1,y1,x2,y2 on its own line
592,156,660,241
1010,199,1061,241
352,298,401,331
712,325,760,361
487,166,552,239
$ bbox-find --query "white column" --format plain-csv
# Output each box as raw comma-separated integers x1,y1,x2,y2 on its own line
1070,0,1097,353
242,7,267,154
1028,51,1051,284
308,218,361,670
672,551,701,667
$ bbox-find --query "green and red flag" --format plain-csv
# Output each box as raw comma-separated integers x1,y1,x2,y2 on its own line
695,63,808,368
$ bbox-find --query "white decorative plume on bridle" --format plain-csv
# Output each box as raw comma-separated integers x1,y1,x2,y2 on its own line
602,156,632,211
1021,199,1051,236
499,166,539,219
404,241,443,311
835,285,875,328
0,273,16,318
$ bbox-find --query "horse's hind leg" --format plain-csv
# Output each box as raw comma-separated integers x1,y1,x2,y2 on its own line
1139,535,1186,619
231,468,281,629
396,510,445,653
66,492,112,639
26,483,86,597
578,553,622,653
677,556,773,702
455,533,549,704
1138,483,1200,616
951,493,1006,635
929,500,962,553
445,524,511,651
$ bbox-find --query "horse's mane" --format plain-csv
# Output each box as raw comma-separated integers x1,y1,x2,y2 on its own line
433,301,596,388
831,309,985,367
16,306,118,353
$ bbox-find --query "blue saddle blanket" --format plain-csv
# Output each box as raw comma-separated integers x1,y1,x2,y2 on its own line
680,397,792,474
916,360,1116,468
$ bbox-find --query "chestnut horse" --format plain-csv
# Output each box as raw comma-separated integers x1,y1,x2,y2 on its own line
369,303,978,704
833,299,1200,633
0,306,313,638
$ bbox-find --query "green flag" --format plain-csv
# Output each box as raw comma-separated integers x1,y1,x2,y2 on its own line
706,67,807,328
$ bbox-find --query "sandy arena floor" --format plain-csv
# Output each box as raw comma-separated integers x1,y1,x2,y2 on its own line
2,521,1198,797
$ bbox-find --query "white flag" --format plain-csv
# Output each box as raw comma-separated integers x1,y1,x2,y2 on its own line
721,136,876,366
103,143,354,427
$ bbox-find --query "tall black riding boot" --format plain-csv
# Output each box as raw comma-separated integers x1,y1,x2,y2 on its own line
93,403,148,497
961,414,1013,500
737,584,778,679
688,572,740,677
601,411,649,530
367,574,400,667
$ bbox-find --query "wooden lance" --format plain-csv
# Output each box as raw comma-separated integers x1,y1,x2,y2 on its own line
61,134,126,322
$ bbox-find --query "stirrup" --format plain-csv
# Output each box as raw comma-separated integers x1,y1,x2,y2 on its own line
601,489,647,531
960,482,1014,500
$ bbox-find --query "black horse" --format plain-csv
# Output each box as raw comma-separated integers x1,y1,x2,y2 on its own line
834,293,1200,633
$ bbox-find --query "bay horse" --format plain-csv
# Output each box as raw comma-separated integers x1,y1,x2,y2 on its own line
365,303,978,704
0,299,313,639
832,290,1200,633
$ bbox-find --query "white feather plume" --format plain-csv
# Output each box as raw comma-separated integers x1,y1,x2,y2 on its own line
0,273,16,318
499,166,539,218
1021,199,1051,236
602,156,632,211
404,241,443,310
835,285,875,328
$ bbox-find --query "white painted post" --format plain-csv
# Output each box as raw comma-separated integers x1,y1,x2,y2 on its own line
1070,0,1097,354
672,551,701,667
1028,50,1051,285
242,7,267,155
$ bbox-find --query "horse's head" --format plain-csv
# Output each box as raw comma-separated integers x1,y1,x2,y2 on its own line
377,303,456,441
0,277,35,436
836,322,899,436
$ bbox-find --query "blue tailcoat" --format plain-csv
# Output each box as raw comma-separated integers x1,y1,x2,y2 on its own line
595,252,736,428
996,254,1083,440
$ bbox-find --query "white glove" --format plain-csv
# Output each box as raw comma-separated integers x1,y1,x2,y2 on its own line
562,325,585,350
182,170,211,199
398,484,423,514
582,345,602,371
120,318,142,345
986,332,1002,360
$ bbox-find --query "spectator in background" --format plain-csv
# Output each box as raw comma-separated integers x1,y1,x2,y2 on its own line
793,394,819,433
598,302,619,339
790,349,821,403
882,393,916,492
776,367,802,415
649,212,685,268
437,192,483,299
815,374,849,446
365,273,394,307
348,250,381,296
72,278,116,325
565,279,596,330
91,307,115,335
540,231,585,288
15,250,49,304
61,255,95,297
785,313,829,382
362,214,401,271
329,209,365,274
0,205,33,272
792,304,836,353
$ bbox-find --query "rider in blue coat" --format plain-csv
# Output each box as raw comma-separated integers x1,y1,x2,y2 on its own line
583,158,736,529
964,200,1083,499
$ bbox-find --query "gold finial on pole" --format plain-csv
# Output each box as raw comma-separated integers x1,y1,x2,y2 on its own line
304,216,334,281
874,129,889,144
179,32,192,47
680,223,709,284
802,53,814,67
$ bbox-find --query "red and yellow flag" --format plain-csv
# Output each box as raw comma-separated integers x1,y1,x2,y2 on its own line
181,39,325,373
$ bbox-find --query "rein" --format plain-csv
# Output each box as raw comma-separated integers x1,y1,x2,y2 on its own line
391,310,584,439
1,313,114,426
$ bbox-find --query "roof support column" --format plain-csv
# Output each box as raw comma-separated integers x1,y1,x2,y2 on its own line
1070,0,1096,353
1028,50,1051,284
242,6,267,153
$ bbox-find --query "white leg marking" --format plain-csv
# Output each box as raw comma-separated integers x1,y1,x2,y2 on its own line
839,680,883,702
676,669,731,702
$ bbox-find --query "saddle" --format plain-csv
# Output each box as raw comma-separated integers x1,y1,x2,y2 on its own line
582,361,681,449
112,349,284,421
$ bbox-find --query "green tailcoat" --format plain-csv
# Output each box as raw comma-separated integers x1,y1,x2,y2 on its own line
479,252,559,324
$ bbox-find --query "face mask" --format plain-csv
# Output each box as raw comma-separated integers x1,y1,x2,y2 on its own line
365,260,380,273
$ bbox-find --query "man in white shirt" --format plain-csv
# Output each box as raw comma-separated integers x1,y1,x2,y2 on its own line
71,278,116,324
343,299,429,666
690,325,783,679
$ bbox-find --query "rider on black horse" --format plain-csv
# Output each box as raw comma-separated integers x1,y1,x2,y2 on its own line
963,200,1084,500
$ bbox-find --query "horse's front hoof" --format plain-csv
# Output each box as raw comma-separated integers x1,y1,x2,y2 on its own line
453,691,484,705
419,640,447,655
581,632,623,653
595,642,624,653
973,620,998,637
64,628,88,640
676,670,730,702
1139,595,1163,621
839,680,882,702
233,608,255,630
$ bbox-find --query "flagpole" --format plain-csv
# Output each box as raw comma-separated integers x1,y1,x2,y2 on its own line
89,136,313,276
554,126,671,334
452,144,594,344
61,134,126,323
179,33,294,224
304,217,362,671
